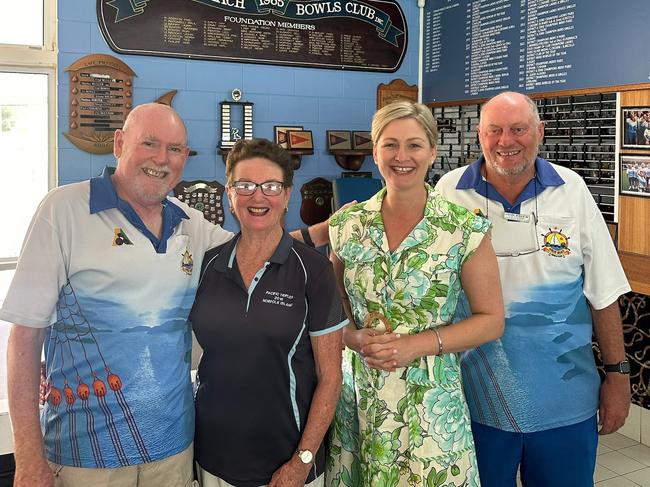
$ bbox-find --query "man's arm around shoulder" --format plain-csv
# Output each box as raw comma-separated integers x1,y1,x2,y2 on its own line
7,324,54,487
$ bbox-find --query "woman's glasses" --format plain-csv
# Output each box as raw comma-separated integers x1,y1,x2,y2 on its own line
231,180,284,196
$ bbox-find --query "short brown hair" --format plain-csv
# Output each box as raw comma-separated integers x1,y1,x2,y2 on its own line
225,138,294,187
371,101,438,149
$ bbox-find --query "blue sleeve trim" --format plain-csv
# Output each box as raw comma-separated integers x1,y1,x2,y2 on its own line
309,319,349,337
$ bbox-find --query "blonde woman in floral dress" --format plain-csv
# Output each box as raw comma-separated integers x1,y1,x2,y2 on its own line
326,101,505,487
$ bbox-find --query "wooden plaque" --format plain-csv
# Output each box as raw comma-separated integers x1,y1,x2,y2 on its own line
300,177,333,225
64,54,136,154
376,78,418,110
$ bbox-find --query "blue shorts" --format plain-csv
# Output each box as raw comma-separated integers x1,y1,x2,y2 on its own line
471,415,598,487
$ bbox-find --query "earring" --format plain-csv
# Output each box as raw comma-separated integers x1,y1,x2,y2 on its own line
284,207,288,213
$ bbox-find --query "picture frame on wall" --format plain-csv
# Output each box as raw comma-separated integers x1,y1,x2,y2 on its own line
274,125,303,149
327,130,352,150
621,107,650,148
620,155,650,197
286,130,314,150
352,131,373,151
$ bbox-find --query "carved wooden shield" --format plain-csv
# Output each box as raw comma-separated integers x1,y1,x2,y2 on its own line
64,54,135,154
300,177,333,226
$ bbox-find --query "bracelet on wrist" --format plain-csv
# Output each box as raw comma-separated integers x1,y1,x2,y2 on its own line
432,328,443,356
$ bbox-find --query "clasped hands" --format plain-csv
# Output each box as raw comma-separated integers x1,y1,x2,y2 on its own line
348,328,418,372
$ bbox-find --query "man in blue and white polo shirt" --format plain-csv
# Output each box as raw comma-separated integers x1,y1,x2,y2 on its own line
436,91,631,487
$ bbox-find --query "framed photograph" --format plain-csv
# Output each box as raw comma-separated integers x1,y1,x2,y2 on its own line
620,155,650,197
352,131,373,151
274,125,303,149
286,130,314,150
327,130,352,150
621,107,650,149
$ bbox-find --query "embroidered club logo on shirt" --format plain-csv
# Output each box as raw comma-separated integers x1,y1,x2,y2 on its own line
262,290,294,308
541,227,571,257
181,249,193,275
112,228,133,246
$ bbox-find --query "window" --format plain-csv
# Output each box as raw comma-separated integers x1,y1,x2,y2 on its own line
0,1,56,400
0,0,44,46
0,73,50,265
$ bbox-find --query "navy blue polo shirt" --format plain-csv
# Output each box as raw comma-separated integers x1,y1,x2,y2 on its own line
190,231,346,486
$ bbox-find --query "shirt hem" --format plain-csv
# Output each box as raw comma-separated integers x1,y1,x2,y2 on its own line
46,438,193,469
472,408,598,434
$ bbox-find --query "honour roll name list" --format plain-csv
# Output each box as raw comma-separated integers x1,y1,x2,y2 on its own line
465,0,513,96
203,20,237,48
520,0,577,90
340,34,366,64
163,16,198,45
424,2,459,74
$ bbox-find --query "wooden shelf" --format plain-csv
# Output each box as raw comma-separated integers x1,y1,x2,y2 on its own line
330,149,372,171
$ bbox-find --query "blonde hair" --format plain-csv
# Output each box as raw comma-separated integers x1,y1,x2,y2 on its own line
371,101,438,148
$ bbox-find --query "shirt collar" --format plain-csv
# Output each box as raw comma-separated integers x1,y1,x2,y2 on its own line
456,156,565,190
213,230,294,273
89,166,119,214
455,156,565,212
89,166,190,253
357,184,440,251
89,165,189,220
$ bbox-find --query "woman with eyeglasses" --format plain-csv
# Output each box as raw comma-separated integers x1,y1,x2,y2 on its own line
190,138,346,487
325,101,505,486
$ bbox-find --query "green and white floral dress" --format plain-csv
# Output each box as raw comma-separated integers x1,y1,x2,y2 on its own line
326,185,490,487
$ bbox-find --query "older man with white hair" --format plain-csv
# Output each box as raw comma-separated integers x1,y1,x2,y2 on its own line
436,91,631,487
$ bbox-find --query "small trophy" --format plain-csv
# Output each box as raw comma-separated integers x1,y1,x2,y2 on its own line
219,89,254,162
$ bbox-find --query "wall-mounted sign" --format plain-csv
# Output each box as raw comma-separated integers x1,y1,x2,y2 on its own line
64,54,135,154
97,0,406,72
422,0,650,104
376,78,417,109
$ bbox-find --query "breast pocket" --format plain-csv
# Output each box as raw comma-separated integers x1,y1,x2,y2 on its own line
537,215,582,265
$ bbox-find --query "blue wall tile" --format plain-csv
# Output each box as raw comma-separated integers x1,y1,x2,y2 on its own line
59,0,97,22
318,98,367,124
173,91,218,121
58,148,92,181
185,120,219,149
295,70,343,97
59,21,92,53
242,65,295,96
187,61,243,92
268,95,319,124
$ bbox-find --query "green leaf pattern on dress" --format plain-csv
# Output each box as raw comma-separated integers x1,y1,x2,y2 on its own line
326,185,488,487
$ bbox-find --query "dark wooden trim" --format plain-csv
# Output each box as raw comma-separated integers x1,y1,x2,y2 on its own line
427,82,650,108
